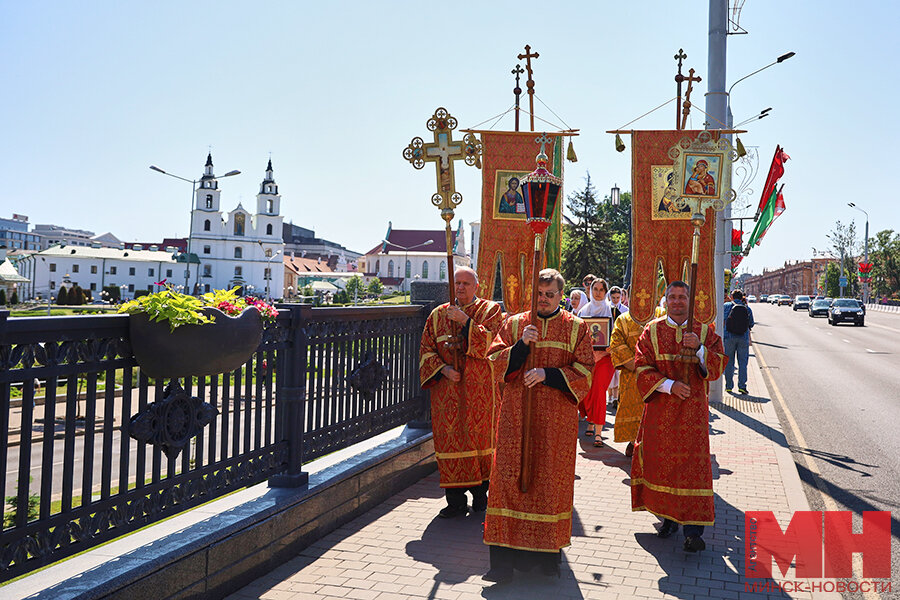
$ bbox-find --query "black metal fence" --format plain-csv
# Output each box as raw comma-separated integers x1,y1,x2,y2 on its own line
0,303,429,582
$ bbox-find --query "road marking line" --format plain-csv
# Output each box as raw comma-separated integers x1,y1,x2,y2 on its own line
866,348,878,353
843,339,851,344
755,344,877,600
868,322,900,335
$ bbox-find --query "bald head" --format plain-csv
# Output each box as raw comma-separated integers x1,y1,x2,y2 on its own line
454,266,479,305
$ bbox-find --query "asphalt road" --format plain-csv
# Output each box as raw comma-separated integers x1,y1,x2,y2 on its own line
749,302,900,597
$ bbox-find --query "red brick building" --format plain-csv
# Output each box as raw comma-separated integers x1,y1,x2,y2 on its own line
743,257,836,297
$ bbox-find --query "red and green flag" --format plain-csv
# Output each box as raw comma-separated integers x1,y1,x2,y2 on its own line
747,184,785,248
756,145,790,217
731,228,744,269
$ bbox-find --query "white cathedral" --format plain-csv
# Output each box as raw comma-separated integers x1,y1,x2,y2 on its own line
189,154,285,298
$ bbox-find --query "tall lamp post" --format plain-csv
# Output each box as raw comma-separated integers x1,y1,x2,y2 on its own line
264,249,283,301
848,202,869,304
607,183,632,291
382,239,434,303
150,164,241,294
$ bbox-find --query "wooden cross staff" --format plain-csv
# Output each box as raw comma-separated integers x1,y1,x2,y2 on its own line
517,45,539,131
680,68,703,130
674,48,687,129
512,64,524,132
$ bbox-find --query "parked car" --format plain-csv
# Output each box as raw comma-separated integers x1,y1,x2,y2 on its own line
827,298,865,326
747,294,757,303
808,299,830,317
760,294,769,302
778,295,792,306
792,295,811,311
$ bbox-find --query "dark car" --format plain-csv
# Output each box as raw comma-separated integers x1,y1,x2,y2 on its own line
778,295,792,306
808,299,830,317
827,298,865,326
792,295,811,311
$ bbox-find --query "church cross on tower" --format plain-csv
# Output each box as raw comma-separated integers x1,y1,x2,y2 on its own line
517,44,540,131
512,64,525,132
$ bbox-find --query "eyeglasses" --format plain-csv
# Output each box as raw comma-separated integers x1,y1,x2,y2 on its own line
536,290,560,299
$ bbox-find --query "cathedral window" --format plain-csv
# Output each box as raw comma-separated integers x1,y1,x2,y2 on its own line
422,261,429,278
265,249,272,258
439,261,446,280
267,199,274,213
204,219,211,231
234,266,242,276
264,267,271,280
405,260,411,278
206,195,213,209
375,260,380,273
266,224,273,235
203,265,211,277
388,260,394,277
203,245,211,254
234,213,245,236
234,247,243,259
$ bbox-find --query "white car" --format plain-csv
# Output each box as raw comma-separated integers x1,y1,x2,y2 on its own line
747,294,757,303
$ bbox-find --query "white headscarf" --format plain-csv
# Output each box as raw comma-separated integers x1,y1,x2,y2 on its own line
570,289,586,313
578,281,612,318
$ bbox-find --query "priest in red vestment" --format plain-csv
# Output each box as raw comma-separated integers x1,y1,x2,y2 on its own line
631,281,726,553
420,267,504,518
483,269,594,581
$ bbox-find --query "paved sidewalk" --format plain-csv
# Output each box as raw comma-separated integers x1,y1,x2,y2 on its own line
225,348,830,600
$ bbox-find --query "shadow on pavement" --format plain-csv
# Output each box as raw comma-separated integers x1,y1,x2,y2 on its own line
406,512,488,587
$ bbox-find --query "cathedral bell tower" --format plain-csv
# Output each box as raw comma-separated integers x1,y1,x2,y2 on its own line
196,153,222,212
256,158,281,216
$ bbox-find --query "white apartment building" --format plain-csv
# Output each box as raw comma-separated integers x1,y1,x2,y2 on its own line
16,244,179,301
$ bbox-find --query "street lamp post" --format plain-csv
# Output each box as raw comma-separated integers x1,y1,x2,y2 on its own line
150,164,241,294
381,239,434,303
848,202,869,303
607,183,632,290
264,249,282,301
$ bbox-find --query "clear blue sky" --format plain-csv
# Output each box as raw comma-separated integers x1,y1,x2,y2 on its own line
1,2,895,275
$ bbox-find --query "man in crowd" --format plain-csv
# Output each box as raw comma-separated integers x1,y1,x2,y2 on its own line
483,269,594,581
420,266,504,517
722,289,754,395
631,281,726,552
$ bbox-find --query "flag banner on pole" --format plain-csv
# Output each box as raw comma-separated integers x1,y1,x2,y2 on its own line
731,228,744,269
757,145,789,215
475,132,564,313
629,130,718,325
747,185,785,248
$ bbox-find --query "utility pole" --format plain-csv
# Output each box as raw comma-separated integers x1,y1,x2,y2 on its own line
706,0,728,403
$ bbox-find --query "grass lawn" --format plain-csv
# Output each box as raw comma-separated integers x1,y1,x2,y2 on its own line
8,306,118,317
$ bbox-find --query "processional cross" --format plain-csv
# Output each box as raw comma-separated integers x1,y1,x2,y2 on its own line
674,48,688,129
680,68,703,129
512,64,525,132
517,44,540,131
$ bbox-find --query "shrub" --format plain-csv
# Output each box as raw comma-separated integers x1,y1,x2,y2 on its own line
56,287,69,305
0,289,6,305
10,291,18,304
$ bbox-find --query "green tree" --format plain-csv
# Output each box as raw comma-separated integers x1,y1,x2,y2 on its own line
367,277,384,296
10,291,18,304
56,286,69,305
71,285,84,305
869,229,900,299
0,289,6,305
345,275,365,301
103,285,121,302
560,174,627,287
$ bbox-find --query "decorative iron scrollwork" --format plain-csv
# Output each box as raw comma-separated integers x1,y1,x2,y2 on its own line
129,381,218,459
347,352,389,401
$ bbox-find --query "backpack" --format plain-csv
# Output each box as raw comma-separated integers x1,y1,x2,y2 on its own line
725,303,750,335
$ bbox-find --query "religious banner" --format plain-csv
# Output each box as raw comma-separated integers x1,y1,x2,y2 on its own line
474,131,564,313
629,130,718,325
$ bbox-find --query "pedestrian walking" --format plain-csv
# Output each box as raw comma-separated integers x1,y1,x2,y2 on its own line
722,289,754,395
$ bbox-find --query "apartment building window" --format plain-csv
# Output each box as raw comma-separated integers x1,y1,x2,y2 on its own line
129,267,135,276
72,265,79,273
148,268,154,276
91,265,97,274
109,266,117,275
90,283,97,291
49,263,57,272
203,245,211,254
128,284,135,292
166,269,172,277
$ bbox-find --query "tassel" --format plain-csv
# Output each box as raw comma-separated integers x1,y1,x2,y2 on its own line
736,137,747,158
566,139,577,162
615,133,625,153
475,156,482,169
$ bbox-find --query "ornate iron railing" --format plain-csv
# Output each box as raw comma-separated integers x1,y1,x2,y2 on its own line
0,304,429,581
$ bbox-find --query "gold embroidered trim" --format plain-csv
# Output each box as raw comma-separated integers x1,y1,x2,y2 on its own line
436,334,453,343
486,507,572,523
534,341,570,351
631,478,714,496
573,362,592,378
435,448,495,460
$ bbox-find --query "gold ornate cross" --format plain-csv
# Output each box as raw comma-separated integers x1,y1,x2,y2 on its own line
402,107,482,223
636,288,651,308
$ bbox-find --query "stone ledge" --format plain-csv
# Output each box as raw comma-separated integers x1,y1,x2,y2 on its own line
9,426,435,600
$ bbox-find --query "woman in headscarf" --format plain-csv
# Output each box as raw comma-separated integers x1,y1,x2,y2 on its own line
569,289,587,314
578,278,616,447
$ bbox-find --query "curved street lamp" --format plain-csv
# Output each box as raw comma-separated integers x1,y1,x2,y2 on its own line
848,202,870,303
